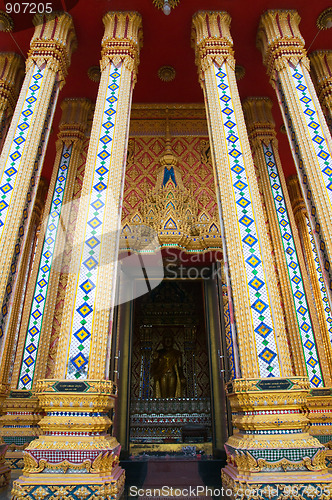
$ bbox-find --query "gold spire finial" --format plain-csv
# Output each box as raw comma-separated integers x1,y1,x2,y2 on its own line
161,109,177,168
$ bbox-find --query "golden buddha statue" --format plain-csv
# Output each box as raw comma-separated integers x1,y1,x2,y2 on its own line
150,332,186,398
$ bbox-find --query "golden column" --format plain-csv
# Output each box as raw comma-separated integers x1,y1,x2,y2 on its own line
309,51,332,131
0,98,91,470
192,11,332,496
13,12,142,499
0,12,76,407
0,53,24,152
0,177,48,472
243,96,332,386
288,175,332,469
257,10,332,320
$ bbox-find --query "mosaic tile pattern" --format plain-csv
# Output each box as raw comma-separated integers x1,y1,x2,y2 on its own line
214,63,280,378
292,65,332,209
0,66,45,244
306,217,332,348
262,142,323,387
66,64,121,379
278,64,332,300
0,80,58,359
18,144,73,390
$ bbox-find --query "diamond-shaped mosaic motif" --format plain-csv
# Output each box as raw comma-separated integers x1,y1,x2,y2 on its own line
284,63,332,296
0,74,59,366
262,142,323,387
66,64,121,380
215,62,279,378
0,67,45,243
18,144,73,390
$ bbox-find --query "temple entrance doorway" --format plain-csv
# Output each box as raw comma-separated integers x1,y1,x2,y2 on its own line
114,275,229,459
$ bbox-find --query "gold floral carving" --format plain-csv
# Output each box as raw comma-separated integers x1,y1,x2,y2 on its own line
23,450,119,474
222,472,332,500
12,480,122,500
121,136,222,253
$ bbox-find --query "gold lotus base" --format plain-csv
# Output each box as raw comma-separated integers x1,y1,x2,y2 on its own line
12,466,125,500
222,464,332,500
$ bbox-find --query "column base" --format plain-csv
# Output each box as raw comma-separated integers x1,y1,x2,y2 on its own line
222,463,332,499
223,378,332,498
12,464,125,500
12,379,124,498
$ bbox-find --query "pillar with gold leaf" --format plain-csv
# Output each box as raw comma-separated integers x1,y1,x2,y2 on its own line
257,10,332,334
0,12,76,488
0,53,24,153
243,97,332,386
12,11,142,499
192,10,332,496
309,51,332,132
288,174,332,470
0,98,91,471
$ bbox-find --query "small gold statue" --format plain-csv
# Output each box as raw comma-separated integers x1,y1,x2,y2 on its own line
150,332,186,398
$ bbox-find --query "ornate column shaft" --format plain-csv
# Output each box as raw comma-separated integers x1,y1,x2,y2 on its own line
0,53,24,153
288,175,332,468
192,11,291,380
0,12,76,406
309,51,332,132
257,10,332,318
0,98,91,470
13,12,142,499
243,97,331,388
192,10,332,495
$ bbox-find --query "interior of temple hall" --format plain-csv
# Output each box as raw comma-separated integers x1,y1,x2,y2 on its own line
0,0,332,498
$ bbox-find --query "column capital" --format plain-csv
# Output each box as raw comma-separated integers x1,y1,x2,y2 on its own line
309,50,332,101
57,98,93,146
257,9,309,82
27,12,77,87
242,97,276,145
101,11,143,80
191,11,234,81
0,52,24,115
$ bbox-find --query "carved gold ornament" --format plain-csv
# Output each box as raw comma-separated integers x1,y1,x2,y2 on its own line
153,0,180,11
158,66,176,82
229,448,327,473
87,66,101,82
23,450,119,474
